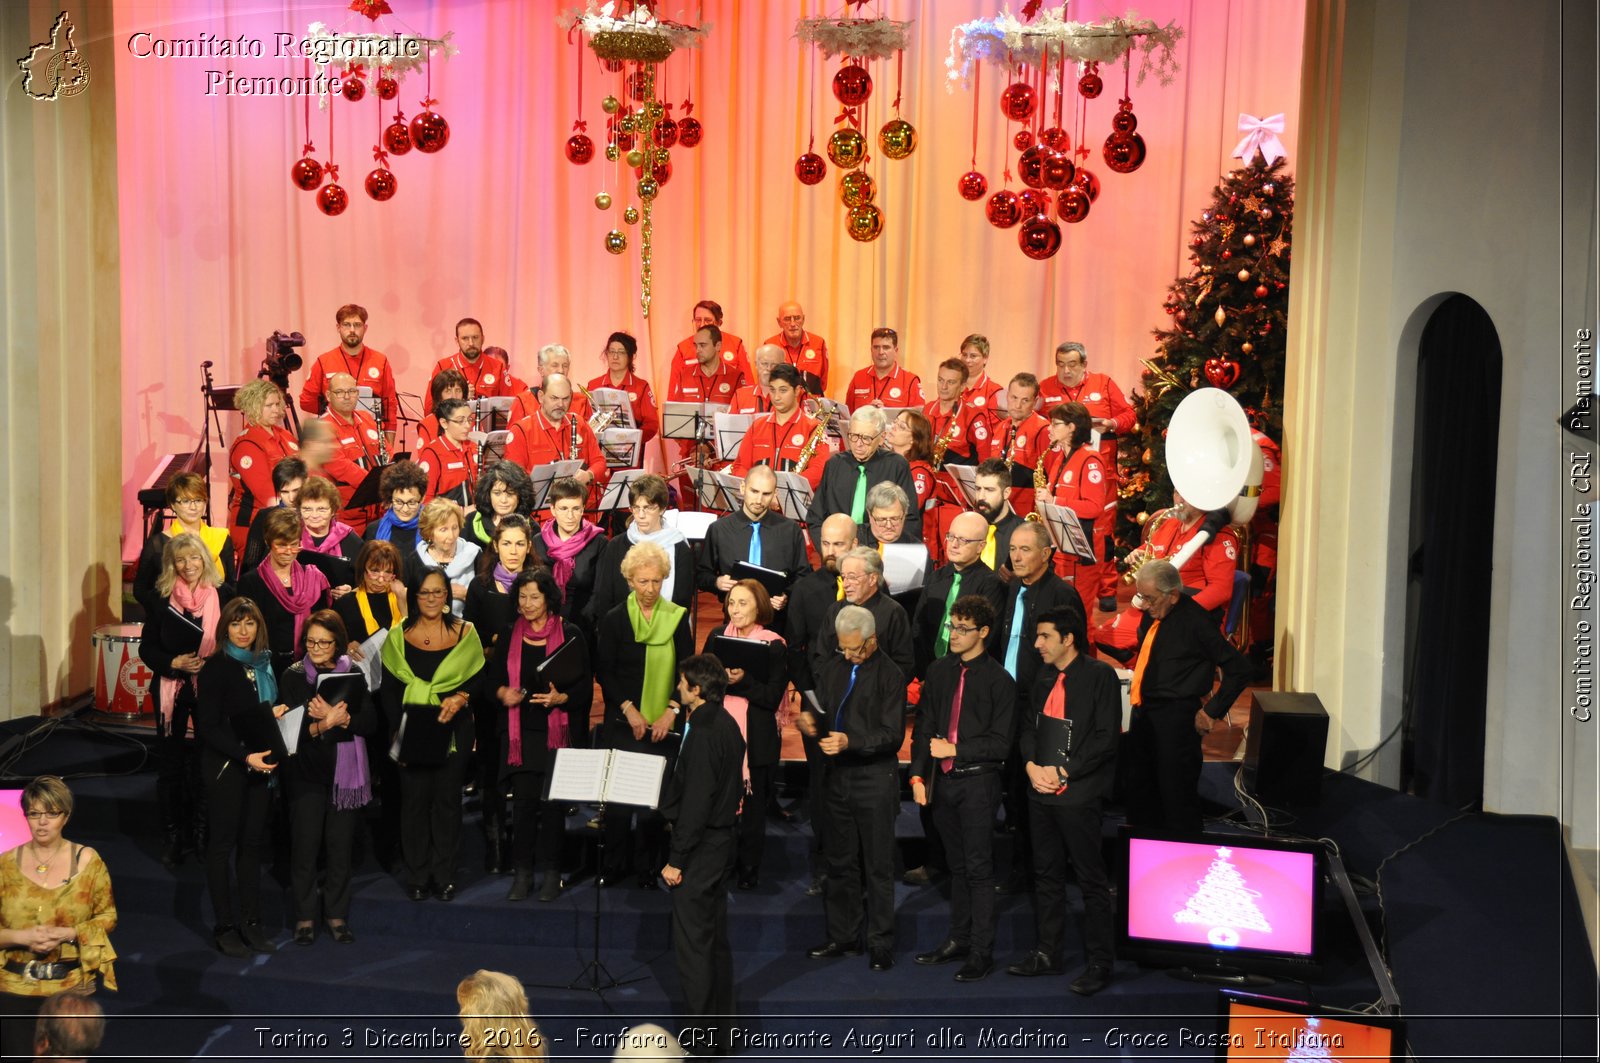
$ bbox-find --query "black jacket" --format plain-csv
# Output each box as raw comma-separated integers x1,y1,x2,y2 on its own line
909,651,1016,784
812,650,905,767
138,586,237,716
235,566,330,675
484,620,594,776
133,530,237,619
593,599,694,751
785,566,840,693
811,590,914,685
1019,654,1120,807
195,652,275,767
806,448,922,546
910,560,1006,680
278,660,376,789
661,700,745,869
1134,593,1251,718
697,510,810,599
530,529,608,632
586,533,698,629
991,570,1085,711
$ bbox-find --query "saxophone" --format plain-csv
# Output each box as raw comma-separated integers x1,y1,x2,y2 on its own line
1120,506,1178,583
1026,449,1050,524
575,379,619,435
793,402,837,474
930,399,962,469
375,408,389,467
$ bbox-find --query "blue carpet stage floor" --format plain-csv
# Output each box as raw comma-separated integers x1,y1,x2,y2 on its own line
3,716,1596,1061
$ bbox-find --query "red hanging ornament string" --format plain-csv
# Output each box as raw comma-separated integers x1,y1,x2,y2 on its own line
373,87,386,166
573,35,584,133
302,60,315,155
1123,48,1132,102
807,36,817,152
1035,47,1047,137
892,48,903,112
1053,44,1065,131
325,85,338,182
969,62,980,168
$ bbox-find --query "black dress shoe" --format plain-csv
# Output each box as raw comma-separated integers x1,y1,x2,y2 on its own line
506,871,534,902
293,923,315,947
1070,963,1112,996
213,924,249,958
537,874,562,903
435,882,457,902
915,940,970,966
805,874,827,897
239,920,276,954
407,885,428,902
736,868,758,891
806,941,863,960
327,922,356,945
955,955,993,982
1097,595,1118,613
1006,951,1064,977
869,948,895,971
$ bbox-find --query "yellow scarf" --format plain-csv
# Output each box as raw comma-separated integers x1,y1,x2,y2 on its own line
355,591,401,637
168,519,230,572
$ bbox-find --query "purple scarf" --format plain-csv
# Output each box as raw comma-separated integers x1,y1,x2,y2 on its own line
493,562,520,591
506,615,569,763
302,521,357,556
256,558,329,646
306,654,371,810
539,519,602,595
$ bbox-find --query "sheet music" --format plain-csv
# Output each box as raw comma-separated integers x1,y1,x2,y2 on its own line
713,412,754,461
603,749,668,808
1037,501,1096,562
877,405,921,424
663,401,730,442
663,509,718,540
597,468,651,511
588,387,636,430
772,471,815,522
806,397,850,438
527,460,584,508
598,428,642,469
944,464,982,508
1089,428,1102,451
277,705,306,757
546,747,611,802
355,629,388,691
881,543,929,593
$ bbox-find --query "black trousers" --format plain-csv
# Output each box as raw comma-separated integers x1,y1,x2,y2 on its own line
931,771,1003,955
398,749,469,888
601,727,673,878
286,782,361,921
802,731,832,873
1000,747,1034,876
822,759,899,950
736,762,774,873
1027,798,1114,967
156,688,202,838
1123,697,1204,834
474,706,505,829
672,826,735,1042
201,752,272,926
507,771,564,873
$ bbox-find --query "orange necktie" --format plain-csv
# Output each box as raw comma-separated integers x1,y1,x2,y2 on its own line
1130,619,1161,706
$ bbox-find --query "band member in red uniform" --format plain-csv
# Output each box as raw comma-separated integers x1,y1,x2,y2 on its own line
731,364,831,491
1246,426,1282,649
422,319,515,413
228,379,299,560
958,334,1007,431
297,418,365,519
299,303,399,449
416,370,468,446
416,398,479,508
1036,403,1109,620
321,373,383,530
667,325,746,486
886,409,943,562
503,374,606,492
763,301,830,394
923,359,990,468
508,344,591,426
1037,342,1135,610
847,327,924,412
670,300,751,386
585,331,659,445
996,374,1050,519
728,345,785,414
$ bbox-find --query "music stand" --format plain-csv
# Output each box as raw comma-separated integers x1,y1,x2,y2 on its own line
772,471,815,523
1037,501,1097,563
596,468,652,514
527,459,584,509
588,387,637,431
806,396,850,440
598,428,643,470
664,401,728,509
688,467,741,512
471,430,512,468
469,396,515,433
877,405,921,425
942,465,982,509
713,412,753,464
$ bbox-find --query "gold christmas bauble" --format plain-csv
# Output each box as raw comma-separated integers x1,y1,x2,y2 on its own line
625,149,646,168
1241,342,1254,354
605,144,620,162
845,203,883,242
595,192,613,210
1214,307,1227,327
839,170,876,208
1137,511,1150,525
1242,233,1257,247
604,229,627,254
602,95,621,114
827,128,866,168
646,101,665,120
623,206,640,225
637,176,660,200
878,118,917,160
1237,269,1250,282
1142,448,1153,463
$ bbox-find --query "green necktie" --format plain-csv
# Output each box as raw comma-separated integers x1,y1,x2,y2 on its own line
850,463,868,522
933,570,964,659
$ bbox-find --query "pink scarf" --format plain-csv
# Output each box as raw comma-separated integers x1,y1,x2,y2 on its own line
720,622,785,790
255,558,330,646
539,519,602,595
505,614,568,765
159,579,220,725
302,521,357,556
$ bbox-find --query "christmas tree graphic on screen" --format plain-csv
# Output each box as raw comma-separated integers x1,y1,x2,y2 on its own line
1172,846,1271,947
1284,1016,1342,1062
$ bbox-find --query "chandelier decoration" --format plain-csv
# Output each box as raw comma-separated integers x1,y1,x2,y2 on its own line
288,2,456,215
794,6,914,243
945,3,1182,259
559,2,710,317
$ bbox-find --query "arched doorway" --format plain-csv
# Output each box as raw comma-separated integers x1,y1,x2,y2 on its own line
1401,294,1502,809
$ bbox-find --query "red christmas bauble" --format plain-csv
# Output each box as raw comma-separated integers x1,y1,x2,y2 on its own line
986,189,1021,228
1017,188,1052,219
1102,131,1146,174
1255,285,1270,299
365,168,397,201
1073,167,1100,202
999,81,1036,122
376,76,399,101
1012,129,1035,152
411,110,450,153
677,116,703,148
1018,215,1062,259
653,117,678,149
601,58,625,74
291,157,323,191
566,133,595,165
957,170,988,201
1018,144,1048,189
1221,249,1233,260
627,70,652,102
1190,234,1205,248
1203,358,1241,389
1041,150,1076,190
833,64,872,107
341,77,366,103
384,117,412,155
1078,71,1103,98
1039,126,1070,151
1111,106,1138,133
652,158,672,185
317,183,348,216
795,152,827,185
1057,187,1091,223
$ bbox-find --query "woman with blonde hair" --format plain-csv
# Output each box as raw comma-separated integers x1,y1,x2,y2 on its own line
227,378,300,558
455,969,546,1060
417,498,480,618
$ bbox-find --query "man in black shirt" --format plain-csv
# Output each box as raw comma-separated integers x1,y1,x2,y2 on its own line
661,654,746,1051
1125,559,1251,833
697,464,810,630
812,547,915,680
806,405,921,545
1007,606,1119,996
910,596,1015,982
913,510,1007,679
799,605,906,972
974,458,1026,579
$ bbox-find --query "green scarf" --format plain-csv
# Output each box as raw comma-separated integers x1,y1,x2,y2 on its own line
380,620,485,710
626,594,685,724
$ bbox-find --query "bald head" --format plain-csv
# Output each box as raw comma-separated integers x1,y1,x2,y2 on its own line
776,301,806,342
539,373,573,422
327,372,359,415
947,511,990,568
752,343,785,385
818,513,858,571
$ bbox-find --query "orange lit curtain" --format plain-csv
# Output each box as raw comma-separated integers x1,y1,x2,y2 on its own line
113,0,1303,544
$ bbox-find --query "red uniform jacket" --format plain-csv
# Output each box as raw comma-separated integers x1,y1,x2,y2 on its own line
1252,428,1282,510
416,413,441,447
671,332,751,387
300,346,399,433
227,423,299,550
922,398,991,466
998,412,1051,518
503,413,607,484
416,436,479,506
422,352,516,412
732,407,830,490
962,372,1007,430
1146,512,1240,613
728,384,773,415
762,330,831,393
508,387,590,428
325,407,383,469
585,371,659,444
667,360,746,406
1037,370,1134,474
846,365,925,411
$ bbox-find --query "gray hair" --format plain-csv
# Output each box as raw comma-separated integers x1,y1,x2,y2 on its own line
1011,519,1052,552
536,343,571,369
865,481,909,515
1137,558,1183,595
849,405,887,436
1054,340,1087,361
839,546,884,579
834,603,877,640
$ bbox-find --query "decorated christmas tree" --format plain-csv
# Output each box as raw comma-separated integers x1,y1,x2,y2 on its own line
1116,148,1293,549
1173,845,1272,946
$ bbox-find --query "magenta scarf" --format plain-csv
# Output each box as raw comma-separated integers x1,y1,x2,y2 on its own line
540,519,602,594
720,622,785,790
160,579,220,726
255,558,329,646
302,521,357,556
505,614,569,764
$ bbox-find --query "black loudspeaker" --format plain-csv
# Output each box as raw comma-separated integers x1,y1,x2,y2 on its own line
1241,691,1329,806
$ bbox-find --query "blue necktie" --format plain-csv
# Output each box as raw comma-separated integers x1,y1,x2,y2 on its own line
1003,585,1029,676
834,663,859,732
749,519,762,567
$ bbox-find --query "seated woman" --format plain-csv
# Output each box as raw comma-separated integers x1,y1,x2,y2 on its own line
702,578,789,891
363,460,429,573
279,610,375,946
530,477,605,636
196,597,289,957
133,470,237,618
236,507,330,676
137,533,234,868
0,776,117,1061
464,462,538,554
297,476,362,595
378,568,485,902
415,369,469,447
488,569,592,902
594,541,691,887
1037,402,1109,620
241,457,308,573
587,473,694,630
585,330,659,444
416,498,480,619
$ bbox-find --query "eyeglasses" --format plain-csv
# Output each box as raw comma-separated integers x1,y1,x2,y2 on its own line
837,638,875,660
329,388,360,398
445,416,473,427
948,623,980,636
846,432,881,446
304,638,336,649
391,499,422,511
869,514,905,527
25,810,64,821
173,497,206,507
945,532,985,546
840,571,869,583
416,587,448,598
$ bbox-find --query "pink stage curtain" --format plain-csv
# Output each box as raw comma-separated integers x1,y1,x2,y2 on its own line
113,0,1303,545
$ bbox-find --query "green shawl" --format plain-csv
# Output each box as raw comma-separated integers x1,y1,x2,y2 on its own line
627,594,685,724
380,620,485,710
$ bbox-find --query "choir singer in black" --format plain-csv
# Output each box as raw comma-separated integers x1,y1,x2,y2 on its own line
697,464,809,631
805,405,920,546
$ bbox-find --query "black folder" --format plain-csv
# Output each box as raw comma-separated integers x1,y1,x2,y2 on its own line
231,701,290,765
397,703,456,765
301,551,355,590
707,635,776,673
533,638,587,691
732,561,789,597
164,606,206,656
313,672,367,741
1034,714,1074,769
347,463,389,509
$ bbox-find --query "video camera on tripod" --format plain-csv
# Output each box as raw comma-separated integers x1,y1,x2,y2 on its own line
260,330,305,390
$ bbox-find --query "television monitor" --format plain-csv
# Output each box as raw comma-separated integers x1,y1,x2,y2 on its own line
1214,989,1407,1062
0,789,28,853
1116,827,1326,982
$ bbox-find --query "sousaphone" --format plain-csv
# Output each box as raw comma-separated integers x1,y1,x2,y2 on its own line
1163,387,1264,570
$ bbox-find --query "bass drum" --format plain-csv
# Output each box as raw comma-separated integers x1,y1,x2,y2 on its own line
93,623,153,719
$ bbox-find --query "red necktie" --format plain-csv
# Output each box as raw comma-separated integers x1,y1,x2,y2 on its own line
1043,672,1066,719
942,666,966,774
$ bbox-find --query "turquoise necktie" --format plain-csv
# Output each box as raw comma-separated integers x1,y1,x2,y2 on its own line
1003,585,1029,676
749,519,762,566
